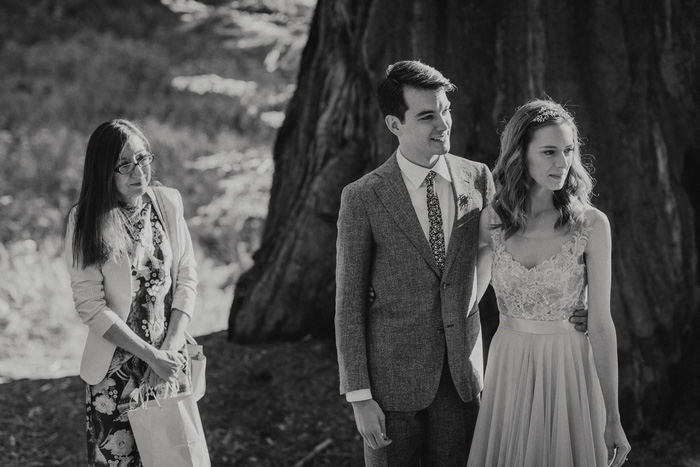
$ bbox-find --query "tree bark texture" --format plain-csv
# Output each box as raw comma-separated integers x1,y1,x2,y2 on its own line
229,1,378,341
230,0,700,432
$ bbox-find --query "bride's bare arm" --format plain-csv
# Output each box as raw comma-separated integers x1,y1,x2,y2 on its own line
585,209,631,467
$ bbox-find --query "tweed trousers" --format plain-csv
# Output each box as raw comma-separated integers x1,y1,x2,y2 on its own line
363,357,480,467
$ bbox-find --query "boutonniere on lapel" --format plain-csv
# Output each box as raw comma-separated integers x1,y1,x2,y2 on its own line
457,194,470,211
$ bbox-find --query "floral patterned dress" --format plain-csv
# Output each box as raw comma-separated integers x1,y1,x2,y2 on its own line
86,202,173,467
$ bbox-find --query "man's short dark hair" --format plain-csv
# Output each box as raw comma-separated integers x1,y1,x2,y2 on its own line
377,61,456,122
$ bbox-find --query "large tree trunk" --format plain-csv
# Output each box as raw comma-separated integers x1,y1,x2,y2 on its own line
229,1,378,341
230,0,700,432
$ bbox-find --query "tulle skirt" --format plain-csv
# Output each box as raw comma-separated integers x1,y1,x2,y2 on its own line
467,315,608,467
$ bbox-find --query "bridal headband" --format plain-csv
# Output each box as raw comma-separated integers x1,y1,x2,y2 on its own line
532,106,572,123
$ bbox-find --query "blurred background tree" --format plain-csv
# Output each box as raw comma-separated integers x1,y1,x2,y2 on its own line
229,0,700,434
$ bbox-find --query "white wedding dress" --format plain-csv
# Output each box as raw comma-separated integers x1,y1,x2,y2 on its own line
467,219,608,466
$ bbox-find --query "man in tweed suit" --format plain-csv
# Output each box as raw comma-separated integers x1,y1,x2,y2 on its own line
335,61,494,466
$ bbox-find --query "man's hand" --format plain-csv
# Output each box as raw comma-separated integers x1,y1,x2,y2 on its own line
351,399,392,450
569,308,588,333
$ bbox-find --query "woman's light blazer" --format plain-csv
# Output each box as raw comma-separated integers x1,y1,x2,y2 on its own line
64,186,197,385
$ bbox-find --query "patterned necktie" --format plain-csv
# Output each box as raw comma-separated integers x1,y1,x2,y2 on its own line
425,170,446,273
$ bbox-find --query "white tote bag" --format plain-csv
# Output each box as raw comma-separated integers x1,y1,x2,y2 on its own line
127,388,210,467
186,335,206,401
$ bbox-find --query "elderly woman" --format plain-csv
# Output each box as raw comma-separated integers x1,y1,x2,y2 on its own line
63,119,197,466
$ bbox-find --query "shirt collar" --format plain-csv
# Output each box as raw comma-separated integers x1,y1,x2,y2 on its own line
396,148,452,189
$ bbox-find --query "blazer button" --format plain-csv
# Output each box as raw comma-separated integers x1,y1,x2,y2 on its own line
441,283,449,290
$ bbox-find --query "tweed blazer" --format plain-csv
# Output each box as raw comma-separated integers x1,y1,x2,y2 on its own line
335,153,494,411
64,186,197,385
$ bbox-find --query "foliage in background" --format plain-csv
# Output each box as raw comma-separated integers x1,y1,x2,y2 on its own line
0,0,315,380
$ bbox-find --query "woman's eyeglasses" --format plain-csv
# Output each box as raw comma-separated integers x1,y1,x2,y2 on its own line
114,153,155,174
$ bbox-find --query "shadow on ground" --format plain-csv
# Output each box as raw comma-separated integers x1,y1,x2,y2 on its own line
1,331,698,466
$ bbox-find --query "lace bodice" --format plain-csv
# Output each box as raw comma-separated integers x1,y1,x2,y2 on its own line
490,220,594,321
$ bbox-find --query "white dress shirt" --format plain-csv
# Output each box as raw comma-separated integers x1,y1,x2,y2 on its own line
346,149,456,403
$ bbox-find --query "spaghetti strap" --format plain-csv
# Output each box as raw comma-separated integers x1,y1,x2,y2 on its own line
572,213,598,256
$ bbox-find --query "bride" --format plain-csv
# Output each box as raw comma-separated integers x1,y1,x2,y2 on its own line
468,99,631,467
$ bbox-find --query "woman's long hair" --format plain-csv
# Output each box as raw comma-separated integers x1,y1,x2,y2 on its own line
65,119,151,268
492,99,594,239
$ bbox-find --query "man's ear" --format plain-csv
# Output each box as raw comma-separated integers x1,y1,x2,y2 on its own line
385,115,402,137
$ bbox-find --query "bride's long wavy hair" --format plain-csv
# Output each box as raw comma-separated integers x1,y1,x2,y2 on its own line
492,99,594,239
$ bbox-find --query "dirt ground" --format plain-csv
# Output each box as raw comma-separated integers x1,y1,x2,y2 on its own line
1,331,699,467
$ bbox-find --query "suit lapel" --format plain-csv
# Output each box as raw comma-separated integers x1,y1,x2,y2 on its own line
374,154,441,276
443,157,473,274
